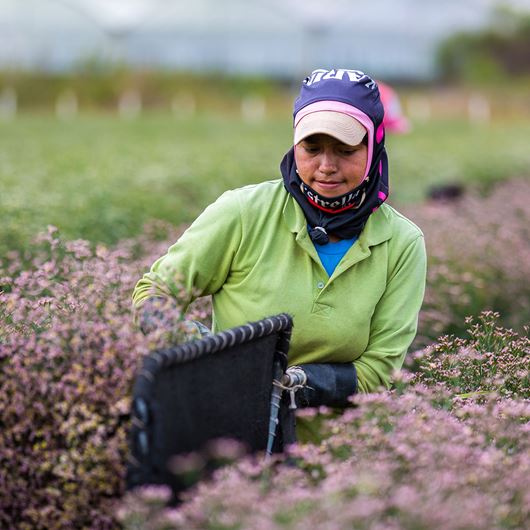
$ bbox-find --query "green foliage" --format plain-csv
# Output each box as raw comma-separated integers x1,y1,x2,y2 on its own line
0,114,291,257
2,114,530,258
437,7,530,82
0,70,284,112
387,118,530,202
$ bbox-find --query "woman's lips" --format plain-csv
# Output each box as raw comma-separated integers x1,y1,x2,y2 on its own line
314,180,343,190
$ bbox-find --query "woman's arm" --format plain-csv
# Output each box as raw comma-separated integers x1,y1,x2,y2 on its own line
132,190,243,312
354,235,427,393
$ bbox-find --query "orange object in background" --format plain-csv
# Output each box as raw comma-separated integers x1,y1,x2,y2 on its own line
378,81,410,134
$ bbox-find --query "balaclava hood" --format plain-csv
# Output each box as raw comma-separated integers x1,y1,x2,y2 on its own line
281,68,389,244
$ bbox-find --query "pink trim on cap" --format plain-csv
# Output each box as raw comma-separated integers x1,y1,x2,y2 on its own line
376,123,385,143
294,101,374,181
378,191,387,201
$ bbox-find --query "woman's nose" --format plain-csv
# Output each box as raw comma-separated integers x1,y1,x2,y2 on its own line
318,150,338,174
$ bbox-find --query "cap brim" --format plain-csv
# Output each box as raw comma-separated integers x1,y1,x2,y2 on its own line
294,111,366,146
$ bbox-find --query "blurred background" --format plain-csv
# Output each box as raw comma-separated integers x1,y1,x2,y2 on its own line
2,0,530,245
2,0,530,79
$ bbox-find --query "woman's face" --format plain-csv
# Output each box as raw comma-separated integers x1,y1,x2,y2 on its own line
294,133,368,198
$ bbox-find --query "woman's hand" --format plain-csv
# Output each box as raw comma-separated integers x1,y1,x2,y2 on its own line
136,297,203,346
292,363,357,408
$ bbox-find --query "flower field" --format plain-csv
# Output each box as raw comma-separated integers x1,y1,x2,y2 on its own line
1,112,529,529
120,340,530,530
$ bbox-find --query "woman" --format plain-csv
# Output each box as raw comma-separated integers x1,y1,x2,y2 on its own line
133,69,426,431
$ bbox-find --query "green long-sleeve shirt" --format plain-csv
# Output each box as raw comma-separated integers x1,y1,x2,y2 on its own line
133,179,426,393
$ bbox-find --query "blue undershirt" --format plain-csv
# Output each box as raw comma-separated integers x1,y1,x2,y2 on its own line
314,236,358,277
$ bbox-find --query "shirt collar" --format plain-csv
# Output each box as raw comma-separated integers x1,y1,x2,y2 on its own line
283,193,392,247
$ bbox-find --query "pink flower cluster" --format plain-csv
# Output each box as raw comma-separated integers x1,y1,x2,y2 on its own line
406,178,530,347
0,223,208,529
117,314,529,530
119,384,529,530
409,311,530,399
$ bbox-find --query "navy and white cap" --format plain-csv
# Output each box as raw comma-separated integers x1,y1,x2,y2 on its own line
293,68,386,182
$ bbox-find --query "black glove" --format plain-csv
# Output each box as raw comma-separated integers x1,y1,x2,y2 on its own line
295,363,357,408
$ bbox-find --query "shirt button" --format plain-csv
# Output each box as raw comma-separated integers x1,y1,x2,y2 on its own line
317,281,325,289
